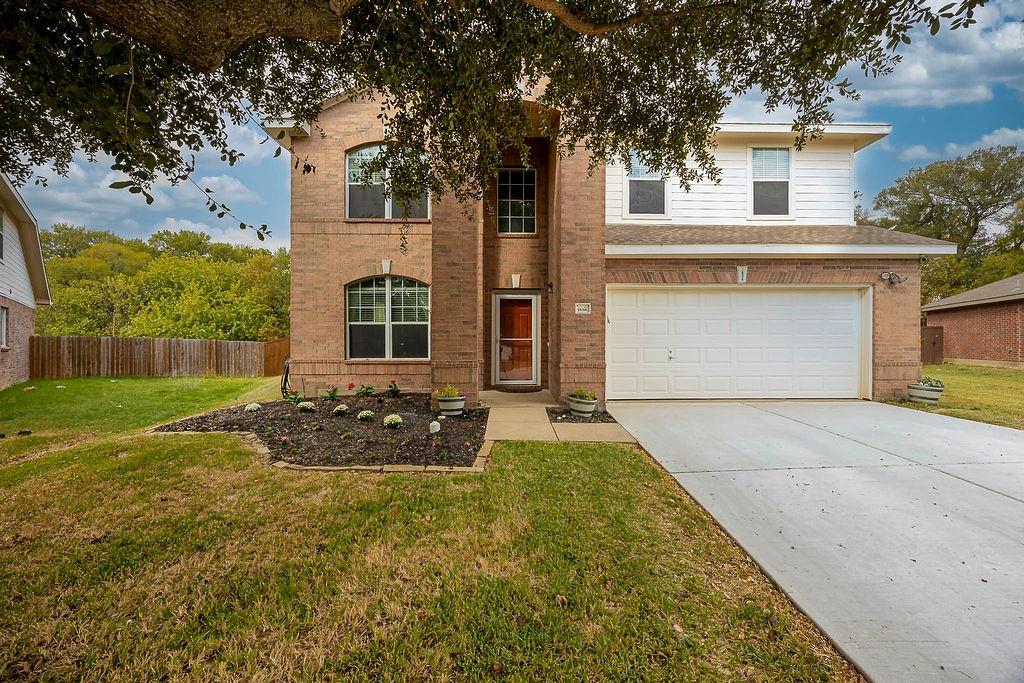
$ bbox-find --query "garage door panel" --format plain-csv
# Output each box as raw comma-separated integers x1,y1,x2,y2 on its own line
607,287,864,399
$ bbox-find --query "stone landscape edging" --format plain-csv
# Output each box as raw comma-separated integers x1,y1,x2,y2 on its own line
144,427,492,473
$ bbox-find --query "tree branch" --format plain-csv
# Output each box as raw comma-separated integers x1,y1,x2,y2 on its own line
518,0,738,35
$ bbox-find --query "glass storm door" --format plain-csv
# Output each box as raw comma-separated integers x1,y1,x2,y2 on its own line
495,295,537,384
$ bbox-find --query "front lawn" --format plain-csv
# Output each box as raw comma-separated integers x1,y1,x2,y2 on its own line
0,376,278,464
0,378,858,680
893,363,1024,430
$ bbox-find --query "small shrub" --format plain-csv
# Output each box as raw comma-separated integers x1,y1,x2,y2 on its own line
283,390,306,405
383,414,403,428
355,384,375,397
386,380,401,397
332,404,349,415
297,401,316,412
919,376,944,388
244,403,261,413
320,384,340,401
357,410,374,421
569,387,597,401
433,383,462,399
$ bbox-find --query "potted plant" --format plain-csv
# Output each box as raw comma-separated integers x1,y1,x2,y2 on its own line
433,383,466,416
566,388,599,418
908,376,944,404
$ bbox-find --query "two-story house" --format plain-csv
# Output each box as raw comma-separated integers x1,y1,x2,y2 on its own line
265,94,956,405
0,175,51,389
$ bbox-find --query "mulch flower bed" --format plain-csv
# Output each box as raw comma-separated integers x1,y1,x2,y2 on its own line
155,393,488,468
546,407,618,424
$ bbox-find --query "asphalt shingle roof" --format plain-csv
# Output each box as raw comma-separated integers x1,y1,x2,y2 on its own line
605,223,955,247
922,273,1024,311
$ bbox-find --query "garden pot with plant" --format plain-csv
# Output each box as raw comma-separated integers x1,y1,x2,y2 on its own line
566,388,599,418
434,383,466,416
907,376,944,404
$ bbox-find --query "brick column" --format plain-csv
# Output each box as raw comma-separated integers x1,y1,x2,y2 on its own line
430,195,484,405
549,150,606,403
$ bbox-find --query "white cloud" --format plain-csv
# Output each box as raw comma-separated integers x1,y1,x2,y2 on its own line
943,126,1024,156
843,0,1024,108
153,217,289,251
898,144,936,162
891,126,1024,162
195,174,261,204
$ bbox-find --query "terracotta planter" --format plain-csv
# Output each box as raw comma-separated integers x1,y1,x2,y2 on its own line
566,395,598,418
437,396,466,417
907,383,943,405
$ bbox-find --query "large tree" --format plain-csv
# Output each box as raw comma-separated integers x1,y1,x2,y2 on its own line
1,0,986,238
874,145,1024,254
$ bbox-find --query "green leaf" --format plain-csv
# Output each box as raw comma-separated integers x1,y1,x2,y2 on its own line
105,64,131,76
108,181,134,189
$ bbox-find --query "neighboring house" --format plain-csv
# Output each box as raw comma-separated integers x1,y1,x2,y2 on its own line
265,94,955,405
923,274,1024,368
0,175,51,389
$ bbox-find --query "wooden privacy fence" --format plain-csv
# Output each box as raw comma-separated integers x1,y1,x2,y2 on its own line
921,326,943,365
30,335,290,380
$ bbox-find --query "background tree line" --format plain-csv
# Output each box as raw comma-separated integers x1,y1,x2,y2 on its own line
37,225,290,341
863,144,1024,304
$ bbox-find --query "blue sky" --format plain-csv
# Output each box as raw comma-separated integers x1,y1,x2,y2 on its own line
19,0,1024,250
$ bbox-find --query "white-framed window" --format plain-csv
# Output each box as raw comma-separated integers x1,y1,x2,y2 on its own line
346,276,429,359
0,306,8,348
346,144,429,219
750,147,792,217
497,167,537,234
625,153,668,217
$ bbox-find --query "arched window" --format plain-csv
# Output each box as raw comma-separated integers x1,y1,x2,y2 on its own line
347,276,429,359
346,144,429,219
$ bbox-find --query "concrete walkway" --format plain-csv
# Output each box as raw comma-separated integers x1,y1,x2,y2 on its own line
480,390,635,442
609,400,1024,683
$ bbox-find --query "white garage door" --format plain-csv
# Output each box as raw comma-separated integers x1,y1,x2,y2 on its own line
606,287,865,399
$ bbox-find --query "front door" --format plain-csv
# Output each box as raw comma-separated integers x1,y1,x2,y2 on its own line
494,295,538,384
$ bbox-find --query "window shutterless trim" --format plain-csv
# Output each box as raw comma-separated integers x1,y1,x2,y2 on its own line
496,166,537,235
621,158,670,220
345,276,430,360
345,144,431,220
747,146,795,220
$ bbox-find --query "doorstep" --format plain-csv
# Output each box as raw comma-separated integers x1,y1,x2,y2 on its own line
482,404,636,443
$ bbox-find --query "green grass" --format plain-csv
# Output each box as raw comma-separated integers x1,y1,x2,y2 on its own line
0,376,279,464
892,363,1024,430
0,378,857,681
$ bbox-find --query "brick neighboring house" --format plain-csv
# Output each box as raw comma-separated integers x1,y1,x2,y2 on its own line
265,94,955,405
923,274,1024,368
0,175,51,389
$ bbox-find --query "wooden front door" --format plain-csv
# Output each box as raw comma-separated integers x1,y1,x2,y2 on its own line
495,296,537,384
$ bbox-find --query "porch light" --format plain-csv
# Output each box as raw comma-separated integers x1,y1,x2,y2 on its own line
880,271,907,285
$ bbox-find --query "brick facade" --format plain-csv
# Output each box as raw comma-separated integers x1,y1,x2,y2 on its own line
0,296,34,390
926,301,1023,366
605,258,923,400
286,94,923,404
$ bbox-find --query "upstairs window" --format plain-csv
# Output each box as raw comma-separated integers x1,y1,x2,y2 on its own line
497,168,536,234
346,276,429,359
626,153,667,216
346,144,429,219
751,148,791,216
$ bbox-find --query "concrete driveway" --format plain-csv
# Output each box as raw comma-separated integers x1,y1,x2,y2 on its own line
608,400,1024,683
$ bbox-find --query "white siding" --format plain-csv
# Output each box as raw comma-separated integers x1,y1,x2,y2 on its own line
0,204,38,309
607,140,856,226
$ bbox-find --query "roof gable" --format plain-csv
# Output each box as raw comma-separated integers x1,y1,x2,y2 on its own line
0,175,52,305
